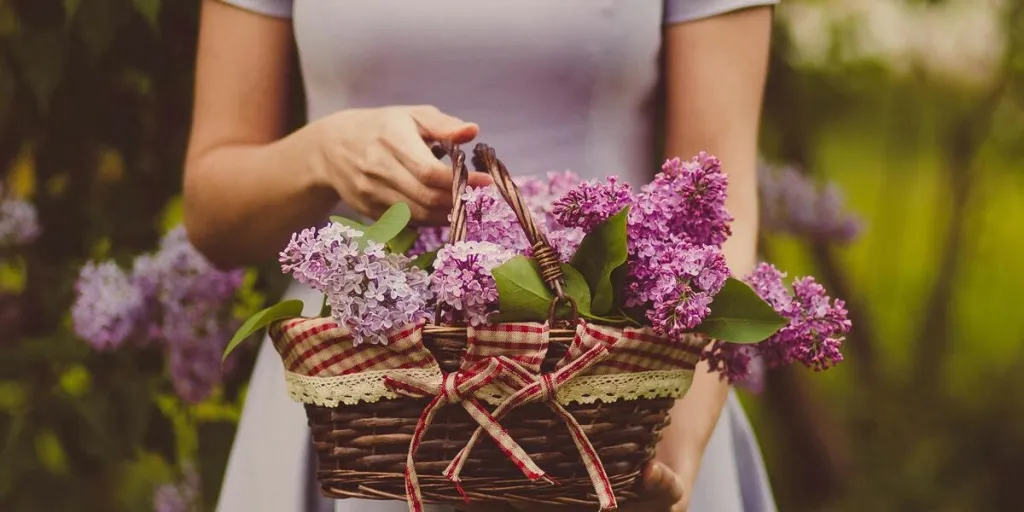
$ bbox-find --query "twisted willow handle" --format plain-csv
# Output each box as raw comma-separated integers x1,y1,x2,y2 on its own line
470,143,577,324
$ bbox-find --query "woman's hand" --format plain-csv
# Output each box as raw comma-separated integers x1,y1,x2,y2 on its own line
309,105,492,224
454,461,689,512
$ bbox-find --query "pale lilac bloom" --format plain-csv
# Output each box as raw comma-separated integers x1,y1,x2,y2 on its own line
545,226,586,262
431,241,515,326
153,466,199,512
280,223,432,345
71,261,146,350
0,197,41,248
462,186,529,252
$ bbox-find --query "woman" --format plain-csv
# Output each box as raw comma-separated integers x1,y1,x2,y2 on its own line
183,1,777,511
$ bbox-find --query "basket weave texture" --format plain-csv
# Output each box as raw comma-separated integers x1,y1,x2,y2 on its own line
270,143,707,510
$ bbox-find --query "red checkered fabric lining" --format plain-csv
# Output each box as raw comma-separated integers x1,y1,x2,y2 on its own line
556,321,704,375
459,322,549,374
271,318,436,377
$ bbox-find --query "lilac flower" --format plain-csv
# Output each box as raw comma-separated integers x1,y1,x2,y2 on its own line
706,263,851,383
545,226,585,262
551,176,633,233
280,223,433,344
462,186,529,251
133,227,244,349
431,241,515,326
634,153,733,248
154,466,199,512
71,261,146,350
519,171,582,229
169,332,229,404
0,197,41,248
642,244,730,339
409,226,449,257
759,163,862,244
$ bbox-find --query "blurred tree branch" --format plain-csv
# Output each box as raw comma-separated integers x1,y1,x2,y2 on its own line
912,0,1022,393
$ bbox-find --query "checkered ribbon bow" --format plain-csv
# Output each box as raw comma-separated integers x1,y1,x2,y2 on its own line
443,336,619,511
383,357,555,512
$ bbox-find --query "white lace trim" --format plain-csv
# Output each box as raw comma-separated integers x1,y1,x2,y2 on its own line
284,368,694,407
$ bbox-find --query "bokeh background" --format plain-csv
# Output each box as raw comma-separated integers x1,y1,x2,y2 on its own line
1,0,1022,510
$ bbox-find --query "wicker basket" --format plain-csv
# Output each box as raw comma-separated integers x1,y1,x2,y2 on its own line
270,142,706,509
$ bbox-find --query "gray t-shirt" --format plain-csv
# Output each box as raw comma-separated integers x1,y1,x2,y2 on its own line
218,0,777,185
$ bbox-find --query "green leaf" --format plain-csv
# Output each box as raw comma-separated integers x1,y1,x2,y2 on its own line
490,257,591,323
329,203,412,250
319,295,331,317
363,202,412,246
693,278,787,343
388,227,419,254
411,249,438,270
223,299,305,361
132,0,161,34
570,206,629,315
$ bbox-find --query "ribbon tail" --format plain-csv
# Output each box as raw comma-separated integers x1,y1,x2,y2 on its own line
458,399,552,483
405,395,444,512
548,402,618,511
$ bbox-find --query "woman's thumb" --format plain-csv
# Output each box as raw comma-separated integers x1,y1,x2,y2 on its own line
409,106,479,143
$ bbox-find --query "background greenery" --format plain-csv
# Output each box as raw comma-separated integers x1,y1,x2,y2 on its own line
1,0,1022,510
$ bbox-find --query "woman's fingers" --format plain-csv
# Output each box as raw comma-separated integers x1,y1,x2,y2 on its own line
638,462,686,509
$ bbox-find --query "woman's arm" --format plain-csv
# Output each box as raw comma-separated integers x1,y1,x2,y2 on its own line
183,0,338,268
658,3,773,492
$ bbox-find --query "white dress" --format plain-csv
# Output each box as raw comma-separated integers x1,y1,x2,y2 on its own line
214,1,779,511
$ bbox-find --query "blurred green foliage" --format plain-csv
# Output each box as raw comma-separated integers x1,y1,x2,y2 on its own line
1,0,1023,510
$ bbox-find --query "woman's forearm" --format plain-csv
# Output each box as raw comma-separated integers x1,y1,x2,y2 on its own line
657,5,773,476
183,123,339,269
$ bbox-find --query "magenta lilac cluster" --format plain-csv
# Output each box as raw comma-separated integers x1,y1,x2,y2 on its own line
759,163,862,244
707,263,851,383
71,226,245,403
280,223,432,345
553,154,734,334
431,240,515,326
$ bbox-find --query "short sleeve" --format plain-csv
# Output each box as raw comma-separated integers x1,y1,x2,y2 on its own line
664,0,778,24
218,0,292,19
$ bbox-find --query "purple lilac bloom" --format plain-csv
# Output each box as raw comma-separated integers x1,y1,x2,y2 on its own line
643,244,730,339
133,227,244,348
153,466,199,512
71,262,146,350
461,186,529,251
759,163,863,244
280,223,433,344
551,176,633,233
706,263,851,383
131,227,244,402
519,171,582,230
634,153,733,248
545,226,586,262
0,197,41,248
431,241,515,326
409,226,449,257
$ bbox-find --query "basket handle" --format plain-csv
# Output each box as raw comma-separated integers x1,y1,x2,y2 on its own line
470,143,578,324
431,141,578,325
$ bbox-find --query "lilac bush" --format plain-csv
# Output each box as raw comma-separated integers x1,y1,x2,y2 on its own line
71,226,245,403
759,162,862,243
